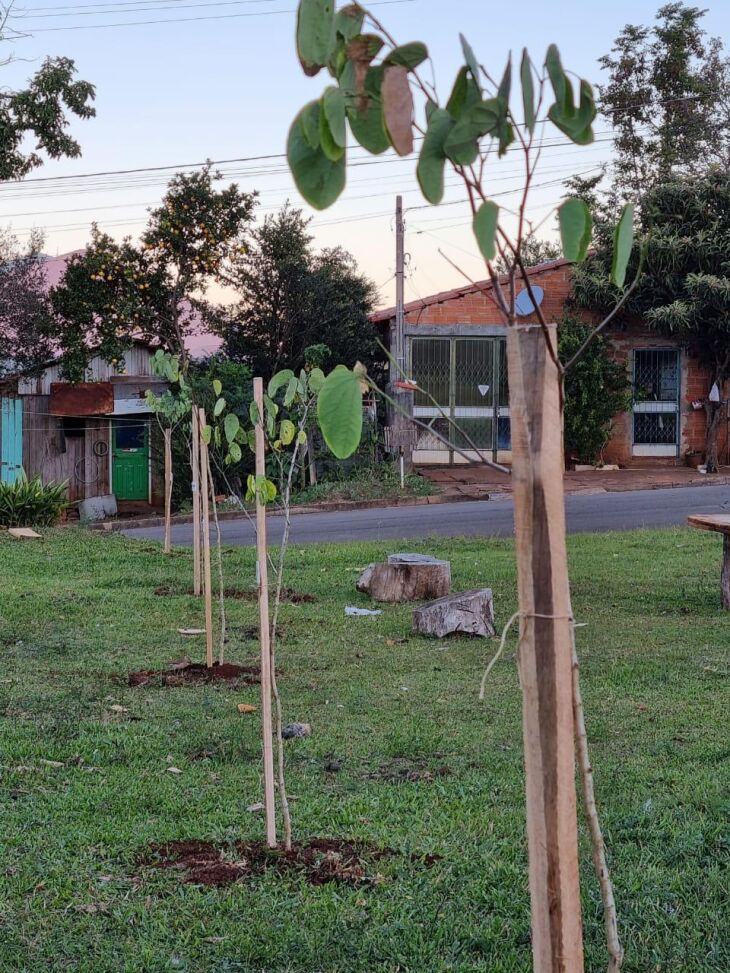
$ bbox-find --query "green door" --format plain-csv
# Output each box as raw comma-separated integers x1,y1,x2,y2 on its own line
112,418,149,500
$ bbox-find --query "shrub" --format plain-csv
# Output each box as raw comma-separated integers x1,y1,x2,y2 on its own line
559,318,632,465
0,473,68,527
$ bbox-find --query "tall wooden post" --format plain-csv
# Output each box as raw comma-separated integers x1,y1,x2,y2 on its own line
191,408,202,596
506,322,584,973
198,408,214,669
253,377,277,848
163,427,172,555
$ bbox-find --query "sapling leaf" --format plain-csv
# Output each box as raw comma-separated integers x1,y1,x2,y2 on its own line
459,32,481,90
611,203,635,289
323,86,347,147
268,369,295,398
520,48,535,134
229,442,242,463
280,419,296,445
308,367,325,391
224,413,240,444
382,64,414,156
201,425,212,445
473,201,499,262
296,0,335,74
284,375,299,408
417,107,453,204
288,102,346,209
212,379,222,396
558,197,592,262
297,429,308,444
317,366,363,458
383,42,428,70
213,397,226,418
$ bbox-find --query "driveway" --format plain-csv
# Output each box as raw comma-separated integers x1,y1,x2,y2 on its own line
123,484,730,546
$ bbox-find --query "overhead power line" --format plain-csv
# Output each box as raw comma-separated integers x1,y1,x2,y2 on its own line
18,0,413,30
16,0,283,20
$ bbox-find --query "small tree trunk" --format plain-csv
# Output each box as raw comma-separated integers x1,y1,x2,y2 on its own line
253,377,278,849
307,434,317,486
163,428,172,555
722,535,730,610
507,322,584,973
704,401,726,474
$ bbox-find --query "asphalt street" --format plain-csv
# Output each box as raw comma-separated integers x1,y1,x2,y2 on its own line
123,484,730,546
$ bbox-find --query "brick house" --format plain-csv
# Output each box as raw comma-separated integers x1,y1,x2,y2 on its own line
371,258,728,468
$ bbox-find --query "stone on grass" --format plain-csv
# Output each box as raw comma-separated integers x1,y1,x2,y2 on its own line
412,588,495,638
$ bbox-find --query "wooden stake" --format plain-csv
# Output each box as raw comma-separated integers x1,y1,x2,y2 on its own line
163,427,172,555
507,322,584,973
198,408,214,669
254,377,277,848
191,407,202,596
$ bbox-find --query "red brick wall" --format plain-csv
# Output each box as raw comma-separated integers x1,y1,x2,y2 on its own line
399,262,728,467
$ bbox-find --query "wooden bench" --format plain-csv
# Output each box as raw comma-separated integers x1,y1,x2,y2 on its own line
687,514,730,609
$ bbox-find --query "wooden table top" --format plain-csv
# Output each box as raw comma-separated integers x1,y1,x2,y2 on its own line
688,513,730,535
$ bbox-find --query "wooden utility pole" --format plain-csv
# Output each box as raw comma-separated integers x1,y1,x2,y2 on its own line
198,408,214,669
163,428,172,554
393,194,405,384
507,322,584,972
191,408,202,596
253,377,277,848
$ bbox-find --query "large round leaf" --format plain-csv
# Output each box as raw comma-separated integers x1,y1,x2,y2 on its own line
384,42,428,70
473,200,499,262
288,103,346,210
317,366,362,459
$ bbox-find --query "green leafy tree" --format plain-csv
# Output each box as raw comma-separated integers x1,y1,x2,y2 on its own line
559,318,632,465
212,204,380,378
49,166,256,379
573,169,730,472
599,2,730,200
0,50,95,181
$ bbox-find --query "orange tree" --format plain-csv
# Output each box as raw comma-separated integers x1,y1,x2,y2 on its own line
285,5,642,972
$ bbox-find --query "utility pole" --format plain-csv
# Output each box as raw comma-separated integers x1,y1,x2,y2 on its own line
393,194,405,385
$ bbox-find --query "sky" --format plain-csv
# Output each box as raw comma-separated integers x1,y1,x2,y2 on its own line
2,0,730,349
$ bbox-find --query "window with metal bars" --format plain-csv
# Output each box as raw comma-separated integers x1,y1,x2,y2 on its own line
632,348,680,451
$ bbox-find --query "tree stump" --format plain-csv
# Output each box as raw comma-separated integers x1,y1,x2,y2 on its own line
356,553,451,603
412,588,495,638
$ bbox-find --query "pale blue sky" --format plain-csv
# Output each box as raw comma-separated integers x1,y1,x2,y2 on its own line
2,0,730,320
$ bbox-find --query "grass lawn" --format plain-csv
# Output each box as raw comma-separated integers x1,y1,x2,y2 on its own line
0,525,728,973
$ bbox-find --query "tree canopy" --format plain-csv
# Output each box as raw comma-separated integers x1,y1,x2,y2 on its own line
599,2,730,200
212,205,380,379
49,167,256,380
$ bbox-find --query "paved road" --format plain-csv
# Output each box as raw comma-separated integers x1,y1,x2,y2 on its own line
123,484,730,547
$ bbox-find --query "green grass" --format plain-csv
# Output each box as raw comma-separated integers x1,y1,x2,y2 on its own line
0,526,728,973
292,465,436,505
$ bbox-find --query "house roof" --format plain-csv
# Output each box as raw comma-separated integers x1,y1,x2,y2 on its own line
370,257,572,324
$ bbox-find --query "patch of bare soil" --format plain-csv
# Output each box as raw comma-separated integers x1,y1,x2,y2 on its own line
138,838,397,887
365,759,452,783
128,661,262,688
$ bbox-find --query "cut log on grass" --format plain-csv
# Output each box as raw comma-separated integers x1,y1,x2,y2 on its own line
357,553,451,603
7,527,42,539
412,588,495,638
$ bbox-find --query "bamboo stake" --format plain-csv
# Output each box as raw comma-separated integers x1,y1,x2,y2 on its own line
163,427,172,554
198,408,214,669
507,322,584,973
253,377,277,848
191,407,202,596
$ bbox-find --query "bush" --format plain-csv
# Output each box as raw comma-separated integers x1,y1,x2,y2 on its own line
0,473,68,527
559,318,632,465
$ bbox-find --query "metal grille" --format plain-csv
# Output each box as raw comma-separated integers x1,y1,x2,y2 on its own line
409,335,510,458
632,349,680,448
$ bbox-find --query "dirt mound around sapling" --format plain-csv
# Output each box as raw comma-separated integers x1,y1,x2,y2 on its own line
138,837,397,887
128,661,262,688
154,584,315,603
